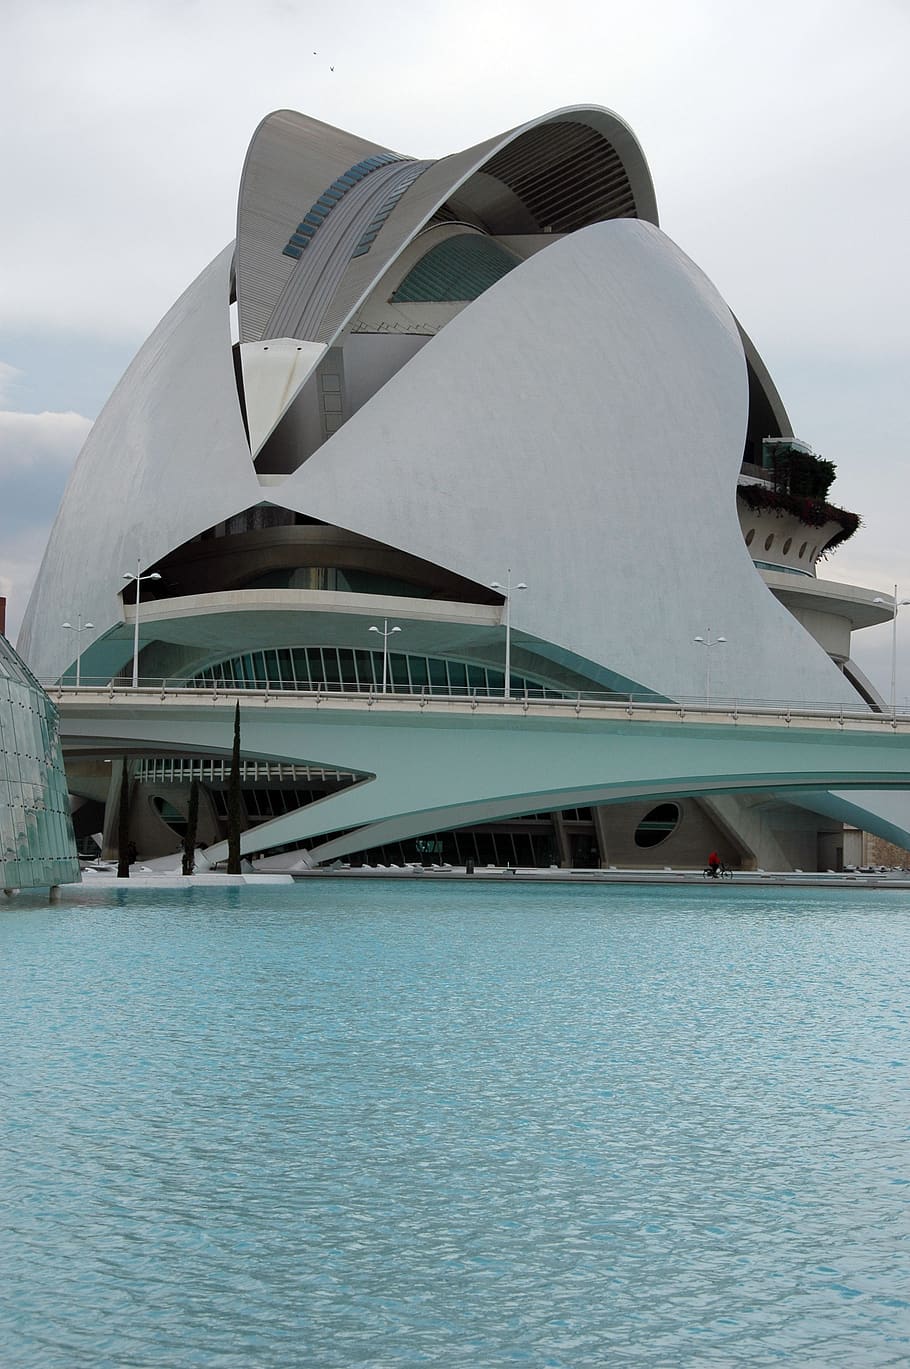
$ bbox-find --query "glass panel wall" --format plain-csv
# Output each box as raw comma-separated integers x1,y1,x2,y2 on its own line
189,647,566,699
0,637,80,890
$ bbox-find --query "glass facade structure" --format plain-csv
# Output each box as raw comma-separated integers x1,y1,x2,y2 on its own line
390,234,520,303
0,635,80,890
189,647,566,698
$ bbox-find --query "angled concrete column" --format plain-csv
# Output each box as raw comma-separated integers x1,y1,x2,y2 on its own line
551,812,572,868
592,806,612,869
102,761,134,860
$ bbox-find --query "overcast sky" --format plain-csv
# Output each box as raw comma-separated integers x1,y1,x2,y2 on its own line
2,0,909,695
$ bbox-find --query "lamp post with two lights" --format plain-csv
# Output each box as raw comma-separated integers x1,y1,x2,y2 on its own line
490,570,527,700
368,619,402,694
693,628,726,707
61,614,94,688
123,561,161,688
873,585,910,719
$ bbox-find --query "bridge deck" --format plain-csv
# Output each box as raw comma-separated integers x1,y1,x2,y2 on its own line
49,685,910,736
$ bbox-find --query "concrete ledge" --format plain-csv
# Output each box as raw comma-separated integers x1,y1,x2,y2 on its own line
79,871,294,887
67,866,910,893
288,866,910,889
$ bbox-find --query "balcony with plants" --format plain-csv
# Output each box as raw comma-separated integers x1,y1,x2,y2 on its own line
738,440,861,572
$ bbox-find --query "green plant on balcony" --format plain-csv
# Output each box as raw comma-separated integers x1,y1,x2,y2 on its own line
738,483,861,553
744,442,861,554
764,443,837,501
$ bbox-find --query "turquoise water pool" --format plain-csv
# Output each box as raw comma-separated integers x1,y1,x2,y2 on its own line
3,882,909,1366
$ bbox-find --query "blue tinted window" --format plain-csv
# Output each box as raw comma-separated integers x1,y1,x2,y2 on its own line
391,234,520,303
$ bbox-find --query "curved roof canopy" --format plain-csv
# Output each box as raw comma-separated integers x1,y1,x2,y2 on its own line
235,105,658,345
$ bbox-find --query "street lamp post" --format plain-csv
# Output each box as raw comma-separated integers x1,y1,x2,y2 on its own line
873,585,910,718
490,570,527,699
123,560,161,688
61,613,95,688
368,619,401,693
693,628,726,706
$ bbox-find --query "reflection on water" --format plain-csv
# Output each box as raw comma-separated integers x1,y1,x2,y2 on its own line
2,883,909,1366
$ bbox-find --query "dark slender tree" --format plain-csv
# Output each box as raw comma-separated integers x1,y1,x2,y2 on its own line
182,777,199,876
227,702,242,874
117,757,131,878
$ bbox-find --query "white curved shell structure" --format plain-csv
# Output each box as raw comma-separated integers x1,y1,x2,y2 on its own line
20,105,905,867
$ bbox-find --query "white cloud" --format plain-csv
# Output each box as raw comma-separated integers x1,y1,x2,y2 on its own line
0,409,93,471
0,362,23,406
0,408,92,641
0,527,53,647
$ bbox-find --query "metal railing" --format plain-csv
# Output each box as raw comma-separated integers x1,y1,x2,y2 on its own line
42,677,910,727
134,757,358,784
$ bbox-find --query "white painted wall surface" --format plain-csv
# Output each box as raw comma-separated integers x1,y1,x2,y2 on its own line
275,220,860,707
17,245,261,679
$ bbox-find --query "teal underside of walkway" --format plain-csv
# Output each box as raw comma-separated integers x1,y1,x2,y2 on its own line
56,692,910,862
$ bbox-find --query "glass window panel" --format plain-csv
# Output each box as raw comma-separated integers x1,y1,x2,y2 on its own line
291,649,309,687
445,660,466,691
322,650,341,687
354,650,375,689
276,649,295,687
339,650,358,688
408,656,428,688
263,650,282,686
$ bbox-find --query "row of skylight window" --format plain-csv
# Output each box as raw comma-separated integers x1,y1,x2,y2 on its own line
350,162,431,258
282,153,407,260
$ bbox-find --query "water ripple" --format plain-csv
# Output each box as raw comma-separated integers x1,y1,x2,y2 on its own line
2,883,909,1365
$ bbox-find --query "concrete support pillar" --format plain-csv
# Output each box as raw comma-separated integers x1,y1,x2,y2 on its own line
592,805,611,868
551,812,571,868
101,760,134,860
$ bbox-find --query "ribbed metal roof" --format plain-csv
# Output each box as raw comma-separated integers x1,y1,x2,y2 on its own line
478,120,637,231
311,106,657,345
236,110,399,342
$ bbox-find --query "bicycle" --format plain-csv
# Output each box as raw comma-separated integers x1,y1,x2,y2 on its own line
702,864,733,880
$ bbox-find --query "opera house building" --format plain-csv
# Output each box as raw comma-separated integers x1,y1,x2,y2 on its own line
18,106,907,871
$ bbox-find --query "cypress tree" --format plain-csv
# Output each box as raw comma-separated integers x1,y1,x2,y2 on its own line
182,776,199,876
117,757,131,878
227,702,242,874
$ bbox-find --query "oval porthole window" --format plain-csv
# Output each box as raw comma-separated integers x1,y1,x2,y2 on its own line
745,529,755,547
799,542,807,558
151,795,187,835
764,534,774,551
783,537,792,554
634,802,681,848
